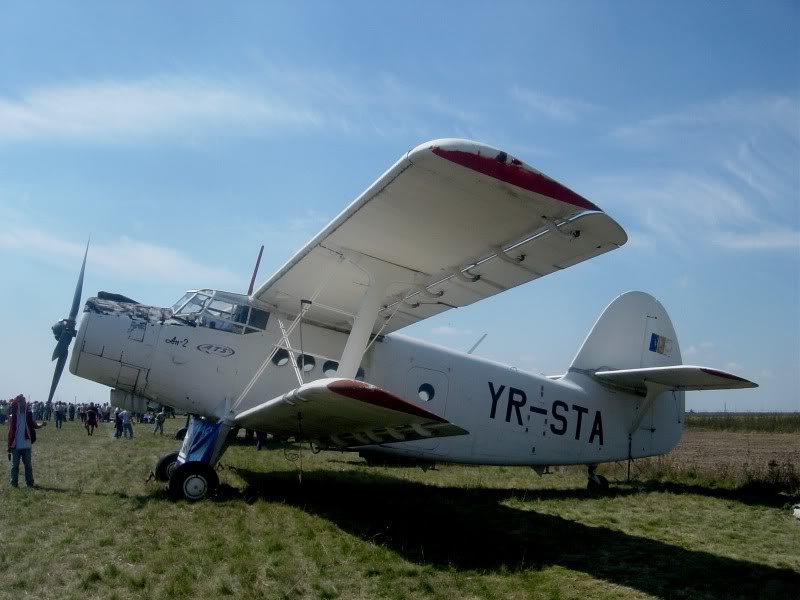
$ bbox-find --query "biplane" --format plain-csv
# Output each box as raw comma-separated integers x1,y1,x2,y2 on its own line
47,139,756,500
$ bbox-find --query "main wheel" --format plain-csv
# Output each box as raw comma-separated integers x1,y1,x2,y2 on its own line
169,462,219,501
154,451,180,482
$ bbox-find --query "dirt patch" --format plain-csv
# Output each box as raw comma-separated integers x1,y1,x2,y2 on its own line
672,430,800,470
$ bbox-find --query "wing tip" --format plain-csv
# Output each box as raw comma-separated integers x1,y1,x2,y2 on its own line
699,367,759,388
408,139,602,213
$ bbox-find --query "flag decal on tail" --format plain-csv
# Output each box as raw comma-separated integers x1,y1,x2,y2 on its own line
649,333,673,356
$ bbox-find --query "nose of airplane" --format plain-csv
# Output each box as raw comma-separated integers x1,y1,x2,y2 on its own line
69,295,165,396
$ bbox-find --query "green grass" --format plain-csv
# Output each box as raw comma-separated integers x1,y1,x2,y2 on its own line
685,412,800,433
1,418,798,599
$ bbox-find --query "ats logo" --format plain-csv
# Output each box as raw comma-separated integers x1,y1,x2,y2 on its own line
197,344,235,358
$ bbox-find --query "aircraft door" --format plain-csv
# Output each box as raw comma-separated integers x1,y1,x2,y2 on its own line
406,367,449,450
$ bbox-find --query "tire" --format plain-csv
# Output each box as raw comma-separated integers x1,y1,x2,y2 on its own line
587,474,610,492
154,451,180,482
175,427,188,441
169,462,219,502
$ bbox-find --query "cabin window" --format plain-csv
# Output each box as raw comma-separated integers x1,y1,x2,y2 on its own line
418,383,435,402
323,360,339,377
248,308,270,330
297,354,316,372
272,349,290,366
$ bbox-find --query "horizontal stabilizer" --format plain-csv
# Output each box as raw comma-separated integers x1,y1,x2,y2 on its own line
235,378,467,448
594,365,757,393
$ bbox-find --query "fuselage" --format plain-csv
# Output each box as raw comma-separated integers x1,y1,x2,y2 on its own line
70,292,684,466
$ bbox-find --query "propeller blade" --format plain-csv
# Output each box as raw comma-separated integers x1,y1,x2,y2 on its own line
51,331,71,362
247,245,265,296
69,239,90,322
47,351,68,405
48,238,89,401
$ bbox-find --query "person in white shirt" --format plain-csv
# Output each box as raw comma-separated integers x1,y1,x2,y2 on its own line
120,409,134,439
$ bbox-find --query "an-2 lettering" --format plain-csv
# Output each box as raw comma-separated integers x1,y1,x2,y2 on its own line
165,336,189,347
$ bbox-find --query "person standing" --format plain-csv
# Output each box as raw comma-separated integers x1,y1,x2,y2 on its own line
7,395,44,488
68,403,75,421
113,408,123,439
120,409,134,439
54,402,66,429
153,409,166,436
85,403,99,436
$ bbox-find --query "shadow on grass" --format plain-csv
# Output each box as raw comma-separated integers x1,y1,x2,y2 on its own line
621,479,797,508
229,467,799,600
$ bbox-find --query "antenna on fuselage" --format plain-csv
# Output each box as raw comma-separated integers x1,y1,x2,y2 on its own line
247,245,265,296
467,333,488,355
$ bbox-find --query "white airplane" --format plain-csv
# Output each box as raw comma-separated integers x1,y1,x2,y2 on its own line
47,139,757,501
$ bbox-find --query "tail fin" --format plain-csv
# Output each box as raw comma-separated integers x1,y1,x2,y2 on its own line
568,291,681,375
567,291,757,391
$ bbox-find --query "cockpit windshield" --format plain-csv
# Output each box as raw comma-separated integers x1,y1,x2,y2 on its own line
174,293,211,316
170,290,269,334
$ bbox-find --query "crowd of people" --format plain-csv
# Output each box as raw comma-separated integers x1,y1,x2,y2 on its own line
4,395,178,488
0,399,175,428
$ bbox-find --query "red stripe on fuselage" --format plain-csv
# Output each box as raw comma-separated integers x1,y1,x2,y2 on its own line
432,147,601,212
327,380,447,423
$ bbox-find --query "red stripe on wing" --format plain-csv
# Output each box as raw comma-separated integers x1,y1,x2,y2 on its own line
432,147,601,212
327,380,447,423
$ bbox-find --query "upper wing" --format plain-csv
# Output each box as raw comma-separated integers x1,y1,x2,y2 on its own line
594,365,758,394
235,378,468,448
253,139,627,335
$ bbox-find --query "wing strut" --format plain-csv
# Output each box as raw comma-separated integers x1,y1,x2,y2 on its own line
337,252,398,379
230,257,343,413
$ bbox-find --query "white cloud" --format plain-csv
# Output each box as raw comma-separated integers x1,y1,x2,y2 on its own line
594,93,800,254
0,227,240,287
430,325,474,337
613,93,798,143
0,69,479,145
712,229,800,251
0,78,322,143
510,86,600,123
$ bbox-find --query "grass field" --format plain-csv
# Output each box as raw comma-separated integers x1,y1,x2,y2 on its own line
1,416,799,600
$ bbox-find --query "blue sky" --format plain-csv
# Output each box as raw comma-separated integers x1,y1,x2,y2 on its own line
1,2,797,411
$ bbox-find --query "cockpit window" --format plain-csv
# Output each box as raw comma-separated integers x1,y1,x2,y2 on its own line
172,289,271,335
175,293,210,316
170,293,194,313
206,300,236,320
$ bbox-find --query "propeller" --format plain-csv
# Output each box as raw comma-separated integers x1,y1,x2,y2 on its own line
47,240,89,405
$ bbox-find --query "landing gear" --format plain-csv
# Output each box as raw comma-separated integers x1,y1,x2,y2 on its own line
587,464,609,492
154,416,233,501
175,413,191,440
169,462,219,501
154,451,179,482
